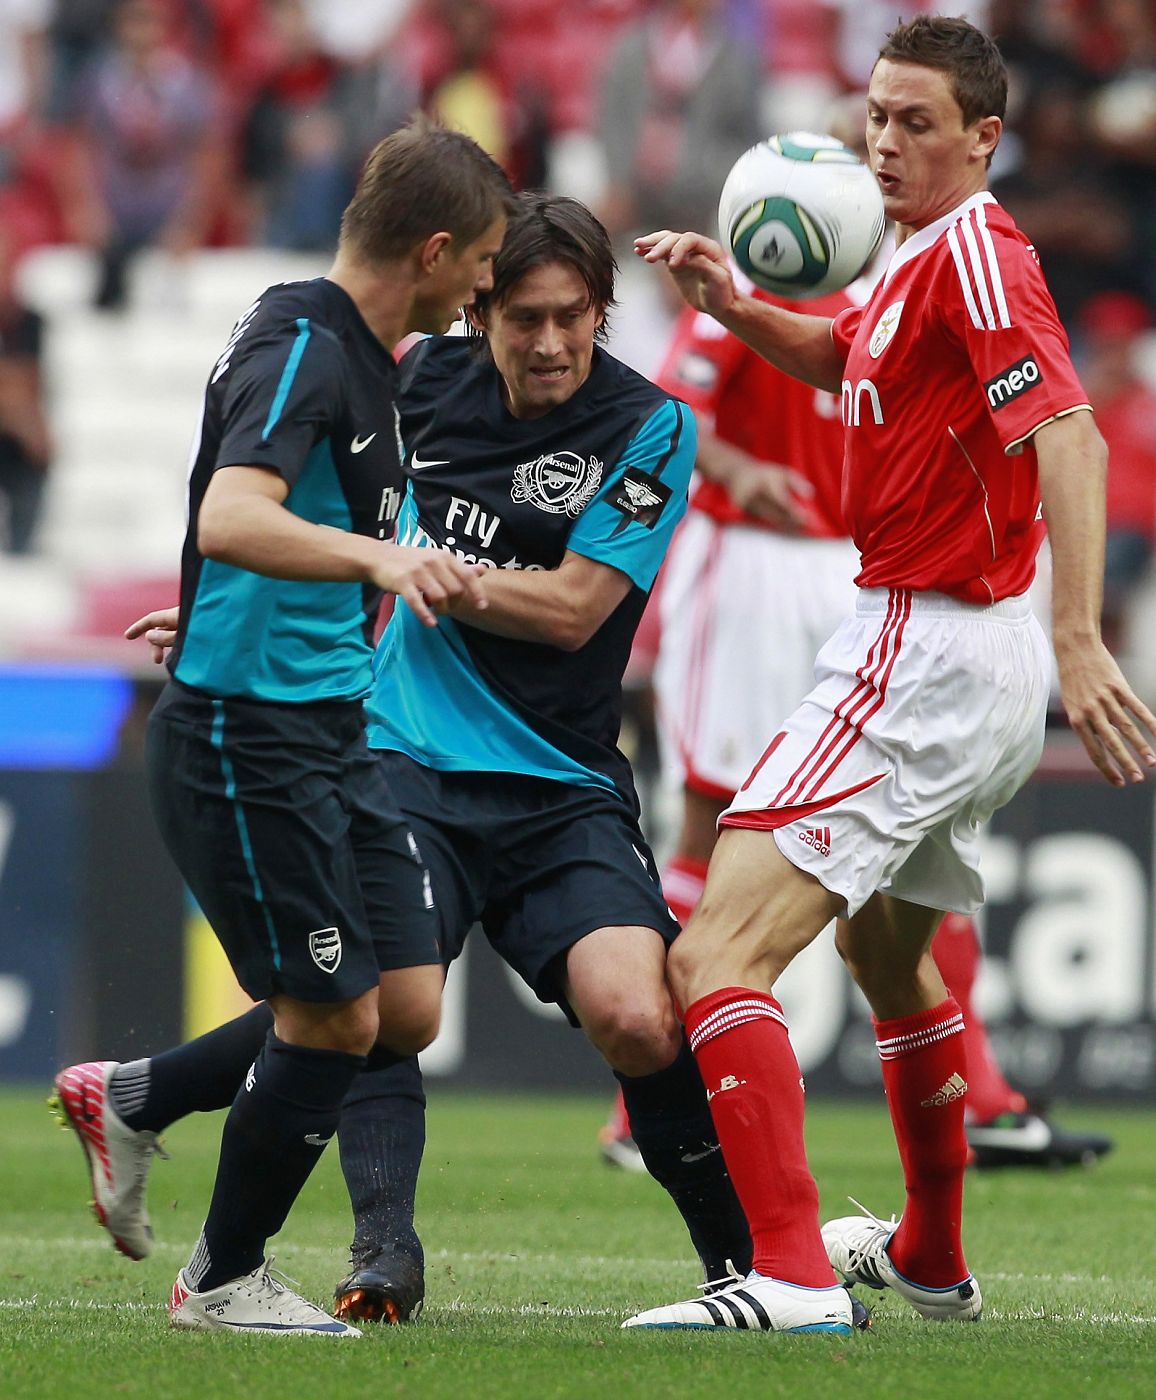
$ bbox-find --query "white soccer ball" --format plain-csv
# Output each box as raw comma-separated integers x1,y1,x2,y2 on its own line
718,132,886,299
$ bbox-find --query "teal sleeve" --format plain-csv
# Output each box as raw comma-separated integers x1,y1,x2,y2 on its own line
566,399,695,590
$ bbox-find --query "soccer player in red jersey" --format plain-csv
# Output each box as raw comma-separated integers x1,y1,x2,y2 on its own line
597,271,1113,1173
626,14,1156,1333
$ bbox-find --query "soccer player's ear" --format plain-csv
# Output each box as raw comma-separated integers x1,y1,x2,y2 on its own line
972,115,1001,166
465,305,487,334
417,231,453,275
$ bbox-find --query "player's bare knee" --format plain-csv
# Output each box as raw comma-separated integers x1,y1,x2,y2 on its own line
328,999,380,1057
376,997,441,1057
586,998,681,1076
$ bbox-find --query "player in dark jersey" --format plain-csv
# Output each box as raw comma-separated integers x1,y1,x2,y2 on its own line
85,194,765,1330
336,193,752,1322
51,119,513,1338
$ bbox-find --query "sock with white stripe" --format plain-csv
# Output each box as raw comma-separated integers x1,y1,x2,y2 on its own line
685,986,835,1287
616,1038,752,1284
932,914,1026,1122
191,1033,365,1292
875,997,970,1288
110,1005,275,1133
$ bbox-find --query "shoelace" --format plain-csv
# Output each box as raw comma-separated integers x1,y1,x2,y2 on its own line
697,1258,744,1295
841,1197,898,1282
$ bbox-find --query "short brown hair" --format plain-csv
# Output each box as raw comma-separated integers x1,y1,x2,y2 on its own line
472,192,617,341
878,15,1008,128
340,116,515,263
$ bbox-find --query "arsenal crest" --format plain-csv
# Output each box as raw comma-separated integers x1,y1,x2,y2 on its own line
511,451,603,517
308,927,342,973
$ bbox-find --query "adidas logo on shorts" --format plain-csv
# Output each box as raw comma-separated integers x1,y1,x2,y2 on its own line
799,826,832,857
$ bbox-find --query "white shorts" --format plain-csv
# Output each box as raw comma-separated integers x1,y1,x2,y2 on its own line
722,587,1052,918
654,511,859,797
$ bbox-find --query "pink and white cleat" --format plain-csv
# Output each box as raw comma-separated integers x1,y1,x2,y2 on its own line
50,1060,166,1260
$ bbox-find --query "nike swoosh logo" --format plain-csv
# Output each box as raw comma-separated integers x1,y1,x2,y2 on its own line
303,1133,333,1148
351,433,377,453
410,452,449,471
680,1144,721,1163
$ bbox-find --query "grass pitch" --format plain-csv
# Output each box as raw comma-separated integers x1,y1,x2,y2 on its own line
2,1089,1153,1399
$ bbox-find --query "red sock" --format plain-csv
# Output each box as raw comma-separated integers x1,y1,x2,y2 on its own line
875,998,970,1287
932,913,1026,1122
604,1086,631,1139
662,854,709,926
685,987,835,1287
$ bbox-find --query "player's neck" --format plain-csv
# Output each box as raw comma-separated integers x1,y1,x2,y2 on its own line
895,178,990,246
326,253,411,351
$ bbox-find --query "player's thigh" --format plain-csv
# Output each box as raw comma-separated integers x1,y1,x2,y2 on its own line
668,827,844,1006
485,790,678,1021
371,751,488,969
145,689,381,1005
345,749,444,979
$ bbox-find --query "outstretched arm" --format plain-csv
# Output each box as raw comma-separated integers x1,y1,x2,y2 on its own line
1036,410,1156,785
199,465,488,627
635,230,845,392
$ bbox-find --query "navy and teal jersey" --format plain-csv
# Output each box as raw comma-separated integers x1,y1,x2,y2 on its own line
169,278,405,703
366,337,696,808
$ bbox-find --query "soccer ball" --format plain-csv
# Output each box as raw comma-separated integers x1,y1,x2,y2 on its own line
718,132,886,299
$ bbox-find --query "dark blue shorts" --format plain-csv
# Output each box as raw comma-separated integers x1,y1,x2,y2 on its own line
377,751,679,1020
147,683,440,1003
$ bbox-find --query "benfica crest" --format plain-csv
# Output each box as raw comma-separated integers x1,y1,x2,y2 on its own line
511,451,603,517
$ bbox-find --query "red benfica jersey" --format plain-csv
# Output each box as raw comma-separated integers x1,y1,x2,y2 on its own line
832,193,1090,604
656,282,862,539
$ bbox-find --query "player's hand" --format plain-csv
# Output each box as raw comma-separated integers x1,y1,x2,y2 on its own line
125,606,180,663
1057,639,1156,786
635,231,737,319
373,545,488,627
728,461,813,532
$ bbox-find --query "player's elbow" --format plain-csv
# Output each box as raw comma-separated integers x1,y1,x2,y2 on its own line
547,609,599,652
196,507,244,564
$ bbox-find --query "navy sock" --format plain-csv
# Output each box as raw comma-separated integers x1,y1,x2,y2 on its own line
617,1038,753,1283
338,1054,425,1271
111,1005,275,1133
188,1033,365,1292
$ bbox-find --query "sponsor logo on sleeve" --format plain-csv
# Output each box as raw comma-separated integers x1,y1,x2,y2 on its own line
608,469,672,528
985,355,1042,411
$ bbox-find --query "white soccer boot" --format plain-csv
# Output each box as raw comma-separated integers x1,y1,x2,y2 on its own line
622,1271,854,1334
822,1203,982,1322
171,1264,362,1337
51,1060,167,1260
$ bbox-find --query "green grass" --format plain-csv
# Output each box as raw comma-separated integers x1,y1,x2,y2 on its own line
2,1089,1154,1399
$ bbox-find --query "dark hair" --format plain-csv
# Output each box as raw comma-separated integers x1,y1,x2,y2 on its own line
472,192,617,341
340,115,515,263
877,15,1008,128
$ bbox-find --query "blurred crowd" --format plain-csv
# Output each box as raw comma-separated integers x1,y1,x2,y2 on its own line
1,0,1155,620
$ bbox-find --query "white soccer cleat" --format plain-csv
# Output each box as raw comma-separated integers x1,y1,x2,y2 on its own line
50,1060,167,1261
170,1264,362,1337
822,1203,982,1322
622,1271,854,1334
